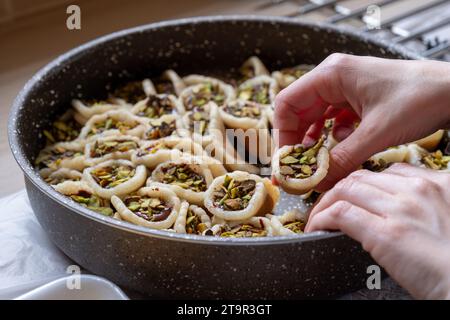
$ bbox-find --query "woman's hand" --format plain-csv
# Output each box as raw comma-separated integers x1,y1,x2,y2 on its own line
273,54,450,190
306,163,450,299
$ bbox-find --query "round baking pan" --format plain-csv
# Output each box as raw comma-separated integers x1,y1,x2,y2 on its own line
8,16,421,299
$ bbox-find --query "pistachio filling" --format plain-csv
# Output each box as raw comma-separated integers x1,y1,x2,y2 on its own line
44,175,81,185
421,150,450,170
223,100,262,118
91,140,138,158
283,220,305,234
183,83,225,110
161,164,207,192
88,118,138,136
138,95,176,118
145,120,176,140
279,137,324,179
43,118,81,144
362,158,388,172
218,223,267,238
91,164,136,189
124,195,172,222
70,190,113,216
281,66,311,79
185,209,209,235
238,83,270,104
239,65,255,81
136,141,168,157
113,81,147,104
213,175,256,211
35,147,83,170
188,108,210,135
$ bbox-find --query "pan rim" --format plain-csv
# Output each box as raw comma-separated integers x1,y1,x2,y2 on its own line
8,15,422,246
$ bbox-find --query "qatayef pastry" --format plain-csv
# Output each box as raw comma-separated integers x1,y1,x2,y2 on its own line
362,145,410,172
111,186,180,230
179,76,235,110
72,99,122,124
35,141,86,173
206,217,273,237
143,114,182,140
413,130,444,151
84,135,140,165
147,70,186,96
269,209,308,236
220,99,274,161
42,110,82,144
174,202,212,235
83,159,147,199
53,181,114,216
236,75,278,107
271,64,315,89
41,167,83,186
110,80,149,105
407,144,450,172
131,136,203,169
239,56,269,81
131,94,185,119
148,159,214,206
181,102,225,147
273,137,329,195
204,171,279,221
78,110,147,140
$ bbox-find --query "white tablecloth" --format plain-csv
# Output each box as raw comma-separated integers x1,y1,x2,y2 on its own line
0,190,73,299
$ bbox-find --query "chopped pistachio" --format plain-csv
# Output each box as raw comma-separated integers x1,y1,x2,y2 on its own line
91,164,136,189
362,158,388,172
136,141,168,156
183,82,225,110
237,83,270,104
219,223,267,238
91,139,138,158
138,95,176,118
124,194,172,222
35,147,83,170
223,100,262,118
161,164,207,192
213,175,256,211
70,190,113,216
88,118,137,136
145,120,176,140
421,150,450,170
185,208,208,235
283,220,305,233
279,137,324,179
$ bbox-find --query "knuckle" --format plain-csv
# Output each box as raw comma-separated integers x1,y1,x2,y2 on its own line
331,146,360,177
329,200,351,219
410,177,437,194
321,53,350,70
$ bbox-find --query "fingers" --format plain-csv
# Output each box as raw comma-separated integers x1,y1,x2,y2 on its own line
309,172,395,221
385,162,450,182
332,109,360,142
273,54,355,147
306,201,383,250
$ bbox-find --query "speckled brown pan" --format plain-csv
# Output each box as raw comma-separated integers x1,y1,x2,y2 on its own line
8,16,421,299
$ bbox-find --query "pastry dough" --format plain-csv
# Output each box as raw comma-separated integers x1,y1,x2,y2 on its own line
236,75,278,108
72,99,122,124
78,110,147,140
41,167,83,186
273,137,329,195
204,171,279,221
271,64,315,89
43,109,83,144
84,135,140,165
239,56,270,81
269,209,308,236
207,216,273,237
407,144,450,172
143,114,183,140
413,130,444,151
148,158,214,206
148,70,186,96
111,186,180,229
174,201,212,234
54,181,114,216
179,76,235,110
362,145,410,172
35,141,86,172
83,159,147,199
180,102,225,147
131,93,185,119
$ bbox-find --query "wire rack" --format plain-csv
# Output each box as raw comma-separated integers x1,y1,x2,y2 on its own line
258,0,450,60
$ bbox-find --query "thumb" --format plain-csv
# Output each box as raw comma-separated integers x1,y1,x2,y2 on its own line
316,121,389,191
